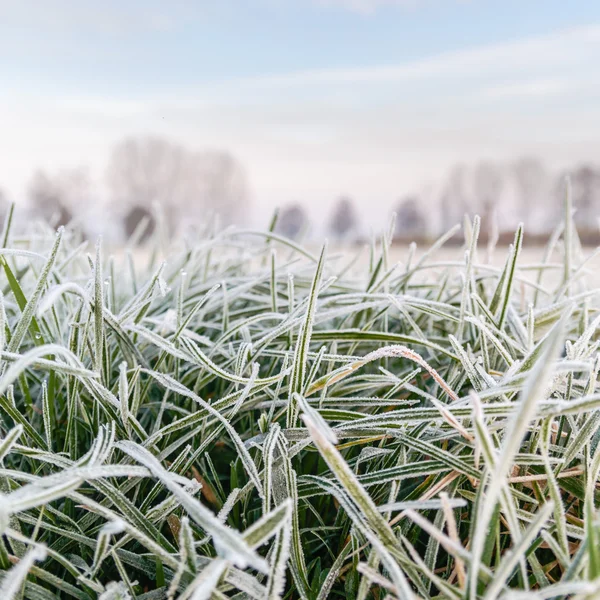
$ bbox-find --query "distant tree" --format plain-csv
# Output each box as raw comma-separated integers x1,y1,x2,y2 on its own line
395,196,427,239
106,136,250,233
276,203,308,240
473,162,504,239
569,165,600,230
512,157,547,222
27,169,86,227
440,165,472,231
328,196,358,240
124,205,156,242
194,150,250,226
474,162,504,204
107,136,187,229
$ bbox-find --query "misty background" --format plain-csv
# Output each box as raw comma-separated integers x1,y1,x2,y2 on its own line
2,0,600,242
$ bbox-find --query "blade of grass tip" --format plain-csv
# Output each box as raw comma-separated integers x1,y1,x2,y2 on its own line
117,260,166,324
0,544,47,598
4,475,85,514
262,423,281,513
497,223,523,330
1,203,15,249
294,393,337,444
288,243,327,428
0,425,23,463
468,307,567,600
270,249,278,313
242,498,292,549
180,558,228,600
268,207,280,233
41,381,52,450
6,227,63,354
92,519,125,575
458,214,480,341
180,516,197,574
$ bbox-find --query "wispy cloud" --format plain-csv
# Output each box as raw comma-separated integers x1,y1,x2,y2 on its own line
314,0,459,13
316,0,417,13
482,78,571,99
0,0,179,34
217,24,600,89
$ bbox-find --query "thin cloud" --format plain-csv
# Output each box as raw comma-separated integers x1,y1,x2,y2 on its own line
482,78,571,99
217,24,600,89
0,0,179,34
315,0,467,13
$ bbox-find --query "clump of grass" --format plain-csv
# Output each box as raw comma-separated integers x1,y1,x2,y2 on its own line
1,200,600,599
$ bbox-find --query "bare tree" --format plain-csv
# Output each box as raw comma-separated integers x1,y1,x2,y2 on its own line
106,136,250,234
474,162,503,210
512,157,547,222
107,137,187,228
28,171,70,227
194,150,249,226
439,165,472,231
569,165,600,231
328,196,358,240
473,162,504,239
27,168,95,228
276,203,308,240
395,196,427,239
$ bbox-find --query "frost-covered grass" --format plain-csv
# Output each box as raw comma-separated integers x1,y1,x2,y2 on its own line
1,199,600,600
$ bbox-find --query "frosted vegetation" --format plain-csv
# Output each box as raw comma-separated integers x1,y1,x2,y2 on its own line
1,191,600,600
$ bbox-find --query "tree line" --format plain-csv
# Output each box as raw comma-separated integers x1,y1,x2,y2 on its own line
276,158,600,243
1,136,250,241
1,136,598,243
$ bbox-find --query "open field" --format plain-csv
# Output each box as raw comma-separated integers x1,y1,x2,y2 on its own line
1,208,600,598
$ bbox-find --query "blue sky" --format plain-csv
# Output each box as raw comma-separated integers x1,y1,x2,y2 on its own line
1,0,600,229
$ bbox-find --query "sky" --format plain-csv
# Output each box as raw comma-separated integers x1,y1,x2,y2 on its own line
1,0,600,231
